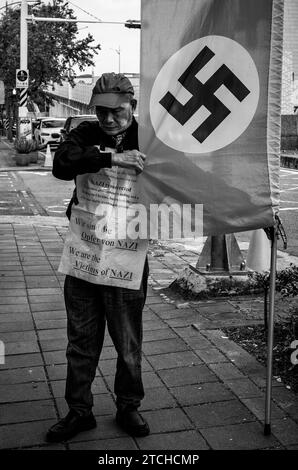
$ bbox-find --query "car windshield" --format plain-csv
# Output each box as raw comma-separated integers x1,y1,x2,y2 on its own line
42,120,65,128
69,117,97,131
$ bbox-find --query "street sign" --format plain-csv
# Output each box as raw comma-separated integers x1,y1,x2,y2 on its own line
0,81,5,105
16,69,29,88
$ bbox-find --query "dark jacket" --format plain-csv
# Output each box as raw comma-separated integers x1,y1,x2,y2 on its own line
52,117,139,219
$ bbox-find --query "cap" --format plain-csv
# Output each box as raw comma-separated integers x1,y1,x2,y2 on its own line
88,73,134,108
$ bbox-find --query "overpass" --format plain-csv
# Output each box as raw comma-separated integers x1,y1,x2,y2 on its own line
46,73,140,118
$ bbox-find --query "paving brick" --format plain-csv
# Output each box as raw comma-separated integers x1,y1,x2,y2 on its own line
143,319,168,331
149,303,182,314
185,400,256,428
200,421,281,450
0,331,37,343
208,362,246,381
158,364,218,387
69,437,138,450
271,418,298,445
27,288,62,296
195,347,228,364
140,386,177,411
38,329,67,340
141,408,193,434
0,282,26,289
0,419,57,449
0,304,30,314
0,320,34,333
174,325,208,339
28,295,63,304
5,341,40,355
33,310,66,321
240,397,286,421
0,382,51,403
170,382,234,406
201,329,240,350
147,351,202,370
0,353,43,370
39,338,67,352
183,334,212,350
56,393,115,418
164,315,199,328
35,319,67,330
25,277,60,288
0,289,27,297
43,350,66,365
145,297,165,305
142,338,188,356
0,271,23,277
45,364,67,381
0,399,56,425
30,302,66,312
225,378,264,399
0,366,46,384
136,430,209,450
0,296,28,305
250,374,284,389
143,328,178,342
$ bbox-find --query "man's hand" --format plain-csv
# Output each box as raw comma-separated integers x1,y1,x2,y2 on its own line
112,150,146,174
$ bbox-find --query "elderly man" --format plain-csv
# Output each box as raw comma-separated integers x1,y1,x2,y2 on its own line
46,73,149,442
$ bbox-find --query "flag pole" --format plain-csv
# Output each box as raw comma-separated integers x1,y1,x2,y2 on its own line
264,223,278,435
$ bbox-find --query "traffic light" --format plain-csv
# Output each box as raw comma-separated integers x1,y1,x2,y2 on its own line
125,20,141,29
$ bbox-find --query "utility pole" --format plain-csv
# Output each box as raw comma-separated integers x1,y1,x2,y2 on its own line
19,0,28,118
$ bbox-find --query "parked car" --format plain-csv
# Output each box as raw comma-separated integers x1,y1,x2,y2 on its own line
60,114,98,142
34,117,66,150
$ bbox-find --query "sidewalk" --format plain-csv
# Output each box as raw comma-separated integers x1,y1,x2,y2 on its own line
1,222,298,450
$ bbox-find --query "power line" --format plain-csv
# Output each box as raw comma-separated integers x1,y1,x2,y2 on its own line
67,1,102,23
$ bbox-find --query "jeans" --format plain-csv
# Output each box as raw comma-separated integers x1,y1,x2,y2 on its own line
64,258,149,416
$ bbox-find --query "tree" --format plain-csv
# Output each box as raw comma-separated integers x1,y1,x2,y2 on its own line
0,0,101,111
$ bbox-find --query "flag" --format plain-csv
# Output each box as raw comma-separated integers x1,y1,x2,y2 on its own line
139,0,284,236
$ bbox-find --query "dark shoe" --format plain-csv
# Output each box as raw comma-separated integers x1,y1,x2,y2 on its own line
116,409,150,437
46,410,96,442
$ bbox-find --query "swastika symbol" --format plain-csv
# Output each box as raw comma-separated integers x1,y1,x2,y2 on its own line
159,46,250,143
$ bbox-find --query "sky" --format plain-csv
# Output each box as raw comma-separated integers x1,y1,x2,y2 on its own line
0,0,141,76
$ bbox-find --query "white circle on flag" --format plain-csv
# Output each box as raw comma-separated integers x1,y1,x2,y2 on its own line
150,36,260,154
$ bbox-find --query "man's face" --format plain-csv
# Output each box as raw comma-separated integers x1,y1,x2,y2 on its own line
95,101,135,136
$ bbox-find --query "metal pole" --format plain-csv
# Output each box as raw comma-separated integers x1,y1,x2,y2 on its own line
27,16,126,24
264,225,278,436
19,0,28,118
